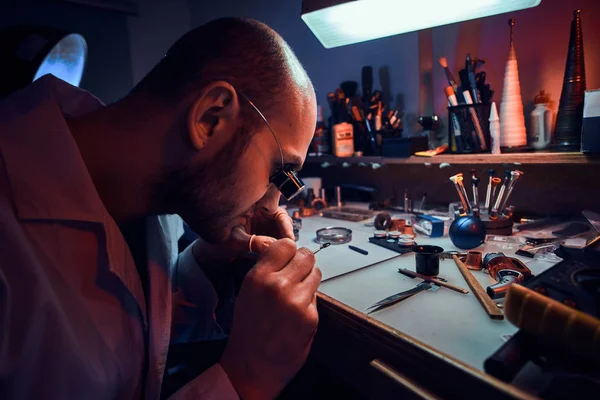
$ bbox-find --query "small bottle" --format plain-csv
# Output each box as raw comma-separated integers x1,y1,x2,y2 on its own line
331,102,354,157
530,91,553,150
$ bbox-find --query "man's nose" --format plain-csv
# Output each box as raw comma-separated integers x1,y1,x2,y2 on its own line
257,185,281,212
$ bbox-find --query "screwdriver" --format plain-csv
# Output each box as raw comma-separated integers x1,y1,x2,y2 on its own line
313,243,331,254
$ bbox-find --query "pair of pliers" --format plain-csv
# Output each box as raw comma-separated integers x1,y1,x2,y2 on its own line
366,282,437,314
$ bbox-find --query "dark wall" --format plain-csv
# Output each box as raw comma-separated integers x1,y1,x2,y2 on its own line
1,0,133,103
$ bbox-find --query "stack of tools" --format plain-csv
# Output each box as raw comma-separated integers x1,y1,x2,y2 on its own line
554,9,587,150
449,169,524,236
439,52,493,154
499,18,527,149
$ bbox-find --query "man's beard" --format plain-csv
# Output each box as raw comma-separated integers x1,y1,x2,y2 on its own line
151,139,248,244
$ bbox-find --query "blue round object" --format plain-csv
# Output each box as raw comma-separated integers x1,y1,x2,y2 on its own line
449,216,486,250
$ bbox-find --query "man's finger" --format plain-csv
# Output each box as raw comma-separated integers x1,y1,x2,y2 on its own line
300,266,322,297
274,209,294,240
255,238,297,272
277,247,315,282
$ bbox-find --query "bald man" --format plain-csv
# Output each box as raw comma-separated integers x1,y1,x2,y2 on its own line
0,18,319,399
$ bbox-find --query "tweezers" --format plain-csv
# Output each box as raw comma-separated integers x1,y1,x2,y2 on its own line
366,282,432,314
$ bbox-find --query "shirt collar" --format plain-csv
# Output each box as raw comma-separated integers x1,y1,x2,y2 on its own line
0,74,107,223
0,75,148,325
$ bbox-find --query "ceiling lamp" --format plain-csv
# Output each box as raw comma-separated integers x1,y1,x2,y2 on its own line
301,0,542,48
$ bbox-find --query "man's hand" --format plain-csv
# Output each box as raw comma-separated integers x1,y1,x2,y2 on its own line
243,205,294,253
219,239,321,399
191,206,294,264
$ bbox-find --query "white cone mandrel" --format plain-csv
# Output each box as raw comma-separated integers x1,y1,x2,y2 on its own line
500,21,527,148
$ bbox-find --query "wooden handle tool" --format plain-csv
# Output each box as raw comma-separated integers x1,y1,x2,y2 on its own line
452,255,504,320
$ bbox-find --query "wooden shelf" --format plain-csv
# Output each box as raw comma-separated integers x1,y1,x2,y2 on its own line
305,152,600,166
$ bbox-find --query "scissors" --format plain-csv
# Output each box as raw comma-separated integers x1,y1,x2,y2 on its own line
366,282,439,314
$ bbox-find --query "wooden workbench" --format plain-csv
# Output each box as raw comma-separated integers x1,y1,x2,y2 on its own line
298,214,555,399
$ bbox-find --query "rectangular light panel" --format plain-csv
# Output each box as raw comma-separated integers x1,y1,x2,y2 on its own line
302,0,542,48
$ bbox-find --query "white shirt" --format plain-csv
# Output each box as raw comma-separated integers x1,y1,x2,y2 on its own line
0,75,238,399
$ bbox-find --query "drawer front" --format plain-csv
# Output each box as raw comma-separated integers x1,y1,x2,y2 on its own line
312,292,534,400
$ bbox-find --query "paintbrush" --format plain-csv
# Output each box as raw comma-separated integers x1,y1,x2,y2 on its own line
438,57,464,103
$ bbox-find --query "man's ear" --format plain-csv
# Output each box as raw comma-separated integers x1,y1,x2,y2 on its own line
187,82,240,150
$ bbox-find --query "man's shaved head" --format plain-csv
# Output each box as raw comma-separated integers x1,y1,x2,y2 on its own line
122,18,316,244
132,18,312,126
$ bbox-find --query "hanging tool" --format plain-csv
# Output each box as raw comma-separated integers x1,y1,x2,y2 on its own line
484,169,495,212
471,169,481,217
449,173,471,215
366,282,439,314
490,170,511,220
490,177,502,208
498,170,524,217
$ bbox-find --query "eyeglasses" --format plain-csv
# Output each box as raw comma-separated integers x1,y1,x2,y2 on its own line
238,92,306,201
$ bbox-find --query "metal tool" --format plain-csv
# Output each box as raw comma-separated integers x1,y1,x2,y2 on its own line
398,268,469,294
335,186,342,207
367,282,439,314
322,253,408,282
471,169,480,217
312,242,331,254
419,193,428,212
490,170,511,219
449,173,471,215
499,170,524,217
484,252,532,299
484,169,495,212
490,177,502,209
